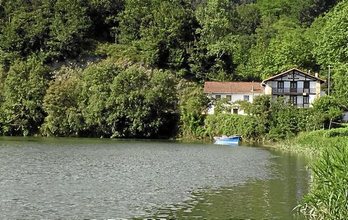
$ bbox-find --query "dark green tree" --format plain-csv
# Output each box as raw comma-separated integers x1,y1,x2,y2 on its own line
79,59,121,136
42,68,84,136
311,1,348,66
86,0,124,41
107,66,177,137
46,0,91,60
0,57,49,136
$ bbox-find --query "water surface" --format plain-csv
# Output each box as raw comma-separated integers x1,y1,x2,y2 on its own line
0,138,308,219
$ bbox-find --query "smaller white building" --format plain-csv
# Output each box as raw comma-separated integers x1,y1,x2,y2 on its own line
204,81,263,115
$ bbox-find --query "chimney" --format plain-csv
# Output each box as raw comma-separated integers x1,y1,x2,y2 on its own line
315,73,319,78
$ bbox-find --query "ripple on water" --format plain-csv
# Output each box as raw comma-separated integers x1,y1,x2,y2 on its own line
0,138,273,219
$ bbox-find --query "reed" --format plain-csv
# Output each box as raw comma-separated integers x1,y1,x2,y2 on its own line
293,129,348,220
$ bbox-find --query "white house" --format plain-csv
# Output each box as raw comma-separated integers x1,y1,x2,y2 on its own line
204,81,264,115
204,68,326,115
262,68,325,108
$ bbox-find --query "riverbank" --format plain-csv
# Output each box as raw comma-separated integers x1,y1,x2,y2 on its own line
275,128,348,219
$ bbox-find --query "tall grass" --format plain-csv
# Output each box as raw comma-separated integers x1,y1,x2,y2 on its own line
293,129,348,220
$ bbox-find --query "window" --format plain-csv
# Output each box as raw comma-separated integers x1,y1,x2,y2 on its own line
303,96,309,104
290,95,297,105
290,81,297,93
226,95,232,101
290,81,297,89
277,81,284,93
244,95,250,101
277,81,284,89
233,109,238,114
304,81,310,89
215,95,221,100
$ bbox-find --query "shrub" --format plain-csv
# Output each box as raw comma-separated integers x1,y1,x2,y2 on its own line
299,142,348,220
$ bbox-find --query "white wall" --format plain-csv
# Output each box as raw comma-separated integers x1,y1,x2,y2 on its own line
298,81,304,89
207,93,262,115
209,93,261,103
343,112,348,122
297,96,303,105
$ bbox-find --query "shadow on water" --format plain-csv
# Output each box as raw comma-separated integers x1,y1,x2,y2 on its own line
148,146,310,220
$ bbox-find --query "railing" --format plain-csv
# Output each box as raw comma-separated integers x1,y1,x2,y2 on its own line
272,88,313,94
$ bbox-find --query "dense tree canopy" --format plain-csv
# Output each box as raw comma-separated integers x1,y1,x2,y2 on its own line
0,0,347,137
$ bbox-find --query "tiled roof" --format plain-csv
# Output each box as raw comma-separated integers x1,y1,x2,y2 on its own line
204,81,263,94
262,68,325,83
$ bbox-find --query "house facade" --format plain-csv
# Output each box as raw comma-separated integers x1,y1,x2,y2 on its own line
204,82,264,115
204,68,325,114
262,68,325,108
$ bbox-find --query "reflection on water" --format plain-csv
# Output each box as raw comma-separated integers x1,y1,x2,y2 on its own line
150,148,309,220
0,138,309,219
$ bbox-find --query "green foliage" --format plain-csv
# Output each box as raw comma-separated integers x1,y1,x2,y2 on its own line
79,59,121,136
299,139,348,220
191,0,240,80
46,0,91,60
42,67,84,136
312,1,348,66
107,66,177,137
0,0,91,64
0,0,346,140
179,84,209,139
119,0,197,71
204,114,262,141
0,0,345,82
332,63,348,109
313,96,343,128
189,95,326,142
86,0,124,41
0,57,49,136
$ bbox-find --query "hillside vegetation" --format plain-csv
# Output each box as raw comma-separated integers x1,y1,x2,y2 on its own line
0,0,347,137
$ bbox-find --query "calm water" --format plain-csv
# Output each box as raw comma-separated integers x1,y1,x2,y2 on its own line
0,138,309,219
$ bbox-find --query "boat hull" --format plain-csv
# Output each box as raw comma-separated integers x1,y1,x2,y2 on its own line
214,136,241,145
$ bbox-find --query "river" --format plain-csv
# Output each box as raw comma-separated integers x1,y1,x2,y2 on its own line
0,137,309,219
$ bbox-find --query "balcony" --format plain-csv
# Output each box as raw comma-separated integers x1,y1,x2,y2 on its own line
272,88,313,95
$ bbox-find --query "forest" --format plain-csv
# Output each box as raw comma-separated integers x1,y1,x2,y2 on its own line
0,0,347,137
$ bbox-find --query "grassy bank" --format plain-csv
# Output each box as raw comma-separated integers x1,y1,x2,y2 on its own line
279,128,348,220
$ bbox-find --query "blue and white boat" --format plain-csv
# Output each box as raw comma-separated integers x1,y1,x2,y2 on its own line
213,135,241,145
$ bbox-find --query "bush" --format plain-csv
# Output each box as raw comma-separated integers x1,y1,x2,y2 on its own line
324,127,348,138
299,142,348,220
0,58,49,136
204,114,263,141
41,67,84,136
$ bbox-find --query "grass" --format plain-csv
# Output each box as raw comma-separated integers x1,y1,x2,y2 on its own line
280,128,348,220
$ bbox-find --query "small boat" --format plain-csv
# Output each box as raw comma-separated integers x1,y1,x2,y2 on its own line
213,135,241,145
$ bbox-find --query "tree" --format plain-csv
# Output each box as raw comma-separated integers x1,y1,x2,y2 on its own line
79,59,121,136
312,96,343,129
86,0,124,42
332,64,348,109
0,57,49,136
179,84,209,138
312,1,348,66
107,66,178,137
46,0,91,60
191,0,239,80
0,0,52,66
42,67,84,136
119,0,197,71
